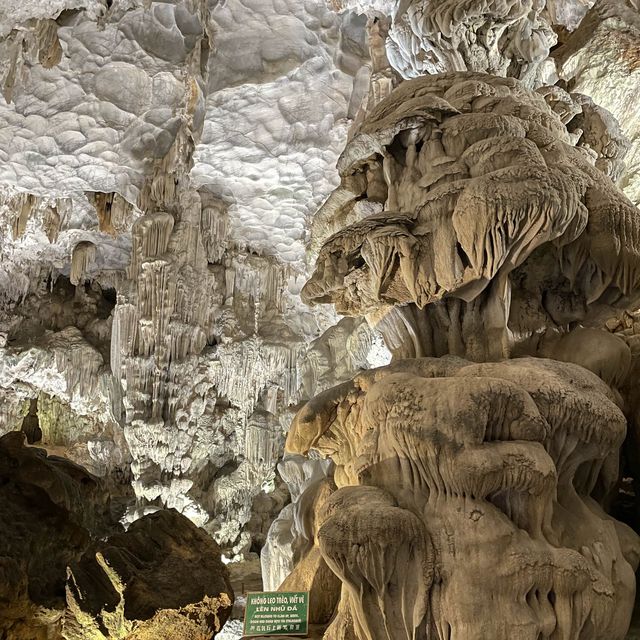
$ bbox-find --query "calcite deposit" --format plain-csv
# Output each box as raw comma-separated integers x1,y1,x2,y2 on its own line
0,0,382,559
555,0,640,205
0,1,640,639
287,357,640,638
0,431,233,640
304,72,640,361
281,58,640,640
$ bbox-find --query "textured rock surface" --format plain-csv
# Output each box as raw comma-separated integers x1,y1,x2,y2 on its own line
304,72,640,361
287,357,640,638
333,0,558,86
278,64,640,640
261,454,334,591
549,0,597,29
0,431,232,640
556,0,640,205
192,0,367,265
0,0,384,557
65,509,234,640
0,431,112,640
1,2,640,639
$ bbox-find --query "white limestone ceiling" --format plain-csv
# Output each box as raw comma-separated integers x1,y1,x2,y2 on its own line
0,192,133,305
0,1,205,201
547,0,597,29
0,0,103,38
0,0,205,306
192,0,367,266
0,0,368,300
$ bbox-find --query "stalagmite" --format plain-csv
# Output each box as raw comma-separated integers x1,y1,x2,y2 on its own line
0,2,640,639
286,356,639,639
304,72,640,361
282,68,640,640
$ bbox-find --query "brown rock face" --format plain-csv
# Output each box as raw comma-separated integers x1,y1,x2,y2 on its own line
65,509,234,639
277,69,640,640
0,432,233,640
305,72,640,362
285,357,640,640
0,430,113,639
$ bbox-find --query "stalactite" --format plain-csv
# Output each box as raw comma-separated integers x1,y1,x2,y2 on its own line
209,339,304,420
87,192,134,236
110,303,137,377
11,193,36,239
35,19,61,68
200,193,229,264
70,241,97,286
42,205,60,243
127,212,174,278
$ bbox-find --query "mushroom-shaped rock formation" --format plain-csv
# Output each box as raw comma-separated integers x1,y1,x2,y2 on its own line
284,357,640,640
304,72,640,361
0,431,233,640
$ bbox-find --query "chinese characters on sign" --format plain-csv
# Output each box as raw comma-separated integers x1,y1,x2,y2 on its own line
243,591,309,637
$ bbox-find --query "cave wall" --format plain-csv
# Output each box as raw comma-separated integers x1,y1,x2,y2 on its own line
0,0,388,558
1,2,640,639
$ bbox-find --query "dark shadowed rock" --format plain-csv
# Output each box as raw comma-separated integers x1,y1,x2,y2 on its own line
65,509,234,639
0,432,233,639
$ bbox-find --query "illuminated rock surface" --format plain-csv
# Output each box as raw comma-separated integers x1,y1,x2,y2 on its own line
281,66,640,640
0,2,639,639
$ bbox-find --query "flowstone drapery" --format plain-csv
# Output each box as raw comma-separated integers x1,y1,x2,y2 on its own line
278,71,640,639
333,0,559,87
287,357,640,639
305,72,640,362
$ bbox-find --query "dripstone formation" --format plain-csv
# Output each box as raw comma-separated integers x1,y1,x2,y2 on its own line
280,71,640,639
1,1,640,640
305,73,640,363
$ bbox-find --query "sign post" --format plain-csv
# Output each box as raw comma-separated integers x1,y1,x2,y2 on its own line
243,591,309,637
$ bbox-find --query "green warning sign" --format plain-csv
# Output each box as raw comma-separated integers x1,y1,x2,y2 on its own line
243,591,309,637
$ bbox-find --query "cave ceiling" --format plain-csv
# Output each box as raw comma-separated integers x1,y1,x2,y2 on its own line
1,1,640,639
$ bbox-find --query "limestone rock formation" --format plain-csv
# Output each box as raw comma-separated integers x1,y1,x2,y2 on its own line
261,454,335,592
0,431,113,640
65,510,234,640
304,72,640,361
332,0,559,87
0,430,234,640
285,355,640,639
548,0,597,30
555,0,640,205
0,0,378,555
276,62,640,639
1,2,640,639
